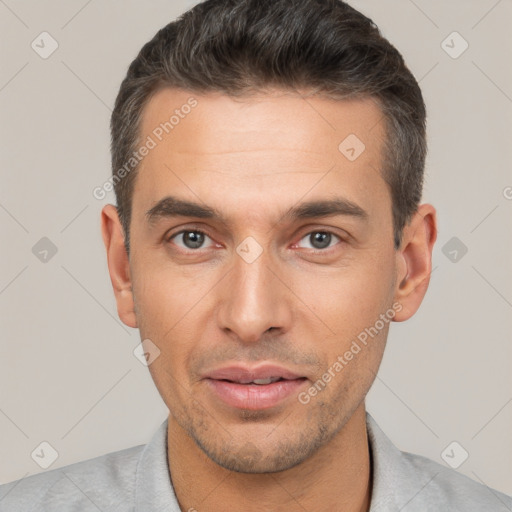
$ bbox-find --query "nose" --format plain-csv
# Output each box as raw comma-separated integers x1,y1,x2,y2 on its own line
217,243,292,344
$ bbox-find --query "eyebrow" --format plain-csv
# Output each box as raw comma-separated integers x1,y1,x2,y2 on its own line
145,195,369,226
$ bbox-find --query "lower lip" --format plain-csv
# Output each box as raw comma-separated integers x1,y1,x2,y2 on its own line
205,378,307,410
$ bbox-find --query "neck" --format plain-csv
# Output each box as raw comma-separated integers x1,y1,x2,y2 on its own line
167,403,372,512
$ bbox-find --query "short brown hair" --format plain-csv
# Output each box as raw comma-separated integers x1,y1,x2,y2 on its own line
111,0,426,254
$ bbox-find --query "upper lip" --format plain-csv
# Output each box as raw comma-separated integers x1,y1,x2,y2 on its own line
203,364,305,383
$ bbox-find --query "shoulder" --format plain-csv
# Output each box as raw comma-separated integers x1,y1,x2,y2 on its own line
366,412,512,512
0,443,144,511
398,449,511,511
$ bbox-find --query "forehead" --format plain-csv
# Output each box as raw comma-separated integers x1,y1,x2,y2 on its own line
133,87,389,227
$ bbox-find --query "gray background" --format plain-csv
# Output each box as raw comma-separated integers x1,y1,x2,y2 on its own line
1,0,511,498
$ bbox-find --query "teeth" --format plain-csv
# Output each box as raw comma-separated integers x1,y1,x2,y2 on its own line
251,377,281,385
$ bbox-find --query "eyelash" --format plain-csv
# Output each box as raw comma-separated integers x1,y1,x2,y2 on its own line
165,227,345,254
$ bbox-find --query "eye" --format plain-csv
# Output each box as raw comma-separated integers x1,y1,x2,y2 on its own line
296,230,343,251
167,229,215,250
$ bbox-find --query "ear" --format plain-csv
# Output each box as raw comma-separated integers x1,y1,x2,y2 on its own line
101,204,137,328
392,203,437,322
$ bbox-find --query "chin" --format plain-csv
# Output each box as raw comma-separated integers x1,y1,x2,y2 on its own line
190,424,328,474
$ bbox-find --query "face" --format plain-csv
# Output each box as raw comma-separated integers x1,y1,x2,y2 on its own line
103,88,434,473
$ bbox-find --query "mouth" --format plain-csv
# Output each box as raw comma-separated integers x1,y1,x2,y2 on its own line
202,364,308,410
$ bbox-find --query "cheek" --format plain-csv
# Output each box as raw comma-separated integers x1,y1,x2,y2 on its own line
296,255,394,333
132,258,209,330
131,270,197,388
292,252,394,393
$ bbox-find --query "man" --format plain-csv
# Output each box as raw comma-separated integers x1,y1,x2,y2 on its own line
1,0,510,510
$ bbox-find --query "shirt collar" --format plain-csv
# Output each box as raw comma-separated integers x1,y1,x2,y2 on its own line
135,412,404,511
135,417,181,511
366,411,401,511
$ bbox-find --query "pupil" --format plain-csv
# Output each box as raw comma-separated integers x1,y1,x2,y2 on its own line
312,232,330,249
184,231,204,249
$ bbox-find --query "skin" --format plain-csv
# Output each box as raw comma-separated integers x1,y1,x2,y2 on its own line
101,88,437,511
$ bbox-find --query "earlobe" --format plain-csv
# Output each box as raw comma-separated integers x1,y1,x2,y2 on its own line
392,204,437,322
100,204,138,329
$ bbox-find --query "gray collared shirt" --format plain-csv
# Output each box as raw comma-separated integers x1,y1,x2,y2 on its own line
1,412,510,511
